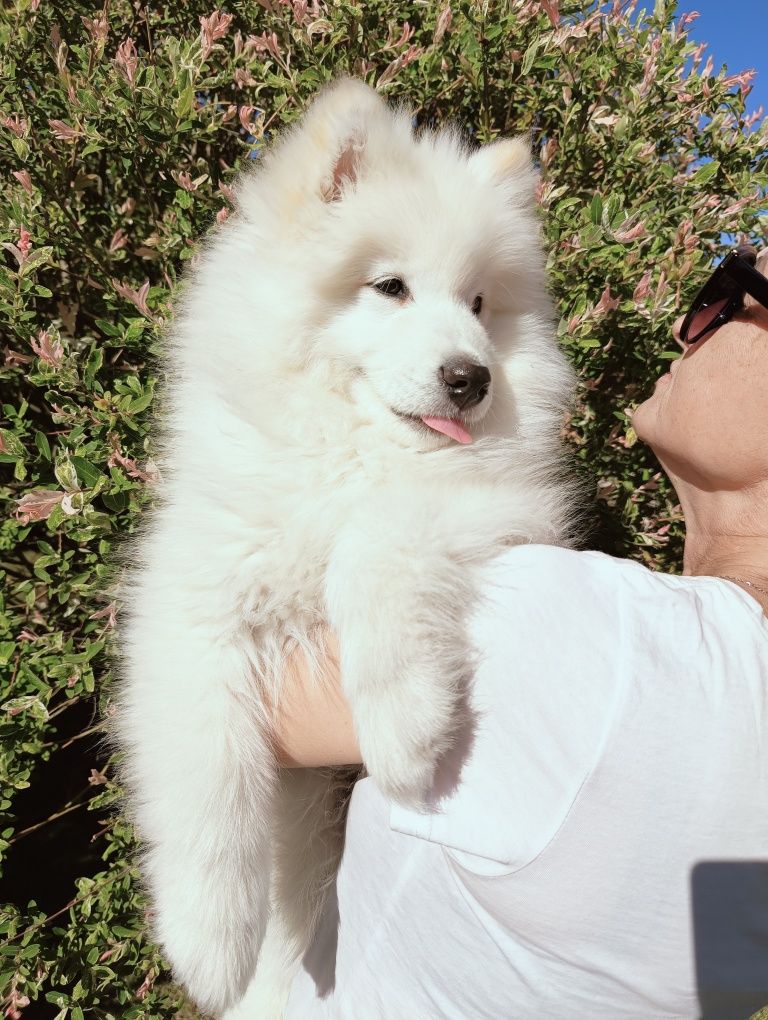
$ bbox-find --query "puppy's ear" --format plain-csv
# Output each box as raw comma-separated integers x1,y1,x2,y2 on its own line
321,127,365,203
235,78,388,225
469,136,536,196
305,78,387,202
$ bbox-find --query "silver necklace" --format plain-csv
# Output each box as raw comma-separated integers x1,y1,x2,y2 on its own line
719,575,768,598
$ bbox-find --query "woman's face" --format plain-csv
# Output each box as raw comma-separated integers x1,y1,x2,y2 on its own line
632,256,768,489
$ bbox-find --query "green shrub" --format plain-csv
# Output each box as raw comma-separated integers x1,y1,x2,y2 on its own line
0,0,765,1015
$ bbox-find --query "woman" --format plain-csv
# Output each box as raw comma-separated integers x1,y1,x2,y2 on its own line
278,246,768,1018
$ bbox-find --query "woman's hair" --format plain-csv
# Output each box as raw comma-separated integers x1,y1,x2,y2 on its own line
744,248,768,310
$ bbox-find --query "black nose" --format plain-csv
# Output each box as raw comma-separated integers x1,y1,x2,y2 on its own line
439,360,491,410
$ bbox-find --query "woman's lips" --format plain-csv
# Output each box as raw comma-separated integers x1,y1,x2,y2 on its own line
657,358,681,386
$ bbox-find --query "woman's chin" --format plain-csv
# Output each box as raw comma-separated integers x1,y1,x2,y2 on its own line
628,396,653,445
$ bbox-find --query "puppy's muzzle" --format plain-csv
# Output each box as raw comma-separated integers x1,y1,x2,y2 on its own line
440,359,491,410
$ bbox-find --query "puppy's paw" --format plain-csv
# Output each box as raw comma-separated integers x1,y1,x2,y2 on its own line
355,675,461,808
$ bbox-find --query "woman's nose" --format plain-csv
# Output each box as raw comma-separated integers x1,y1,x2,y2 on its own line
672,315,688,352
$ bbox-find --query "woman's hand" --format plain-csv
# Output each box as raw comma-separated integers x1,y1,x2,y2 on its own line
273,632,362,767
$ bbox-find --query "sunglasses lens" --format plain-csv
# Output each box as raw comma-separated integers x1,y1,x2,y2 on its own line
683,297,731,344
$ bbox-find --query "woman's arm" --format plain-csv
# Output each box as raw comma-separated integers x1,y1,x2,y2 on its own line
273,631,362,768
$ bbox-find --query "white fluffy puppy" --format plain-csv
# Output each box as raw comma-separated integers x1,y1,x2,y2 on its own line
115,78,577,1017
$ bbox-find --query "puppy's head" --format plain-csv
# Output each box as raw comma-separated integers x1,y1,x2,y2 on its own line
235,79,572,451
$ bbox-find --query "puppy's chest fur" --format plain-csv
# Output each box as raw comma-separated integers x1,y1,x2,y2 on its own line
169,425,496,638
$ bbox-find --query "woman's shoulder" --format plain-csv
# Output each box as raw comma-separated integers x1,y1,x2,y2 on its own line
479,544,768,662
487,543,766,612
485,543,641,585
478,544,654,616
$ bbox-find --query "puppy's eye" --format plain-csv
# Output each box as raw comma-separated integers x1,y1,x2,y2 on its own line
374,278,406,297
472,294,483,316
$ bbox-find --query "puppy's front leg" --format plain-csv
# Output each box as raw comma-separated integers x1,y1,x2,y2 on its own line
325,516,473,805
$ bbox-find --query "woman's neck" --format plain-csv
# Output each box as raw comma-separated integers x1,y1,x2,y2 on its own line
684,531,768,580
675,482,768,611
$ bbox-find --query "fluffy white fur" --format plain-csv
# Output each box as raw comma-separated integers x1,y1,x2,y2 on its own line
115,78,578,1018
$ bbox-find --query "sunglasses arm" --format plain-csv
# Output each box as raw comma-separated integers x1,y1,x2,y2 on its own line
724,253,768,310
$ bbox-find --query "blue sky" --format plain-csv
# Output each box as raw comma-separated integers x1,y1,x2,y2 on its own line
677,0,767,118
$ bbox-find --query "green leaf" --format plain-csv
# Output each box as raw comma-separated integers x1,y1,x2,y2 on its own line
47,503,66,529
35,430,52,460
603,194,624,230
0,429,24,458
589,194,603,225
72,456,102,488
101,490,130,512
95,319,122,338
2,697,49,722
176,81,195,118
84,346,104,388
11,136,29,160
19,246,54,276
128,388,154,413
691,160,720,185
521,39,541,75
54,456,80,493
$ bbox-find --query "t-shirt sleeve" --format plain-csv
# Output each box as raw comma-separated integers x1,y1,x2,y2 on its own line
388,545,628,873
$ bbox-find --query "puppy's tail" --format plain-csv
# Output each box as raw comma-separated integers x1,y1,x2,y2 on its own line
114,607,275,1017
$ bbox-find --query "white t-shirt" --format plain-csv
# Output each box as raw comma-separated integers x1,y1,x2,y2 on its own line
286,546,768,1019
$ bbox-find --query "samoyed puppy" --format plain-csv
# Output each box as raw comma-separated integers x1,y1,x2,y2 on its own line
115,77,577,1018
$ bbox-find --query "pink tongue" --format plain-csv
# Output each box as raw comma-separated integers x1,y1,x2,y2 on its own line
421,416,473,444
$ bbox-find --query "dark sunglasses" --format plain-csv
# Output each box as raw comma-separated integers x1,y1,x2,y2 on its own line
679,244,768,346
